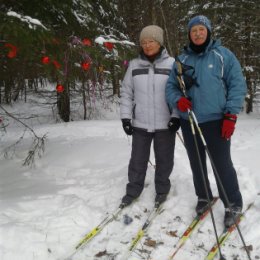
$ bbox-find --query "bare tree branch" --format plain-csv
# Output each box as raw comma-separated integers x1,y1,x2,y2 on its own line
0,104,47,166
158,1,174,56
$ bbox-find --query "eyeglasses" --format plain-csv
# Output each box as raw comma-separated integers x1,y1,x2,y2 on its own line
140,40,157,47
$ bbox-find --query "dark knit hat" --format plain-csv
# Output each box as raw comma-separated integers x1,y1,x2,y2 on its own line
139,25,164,46
188,15,212,32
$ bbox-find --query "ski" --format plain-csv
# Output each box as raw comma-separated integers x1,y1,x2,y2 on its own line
168,197,219,259
120,202,164,260
64,204,125,260
205,202,253,260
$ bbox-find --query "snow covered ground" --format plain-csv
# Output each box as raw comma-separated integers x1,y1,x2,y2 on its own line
0,104,260,260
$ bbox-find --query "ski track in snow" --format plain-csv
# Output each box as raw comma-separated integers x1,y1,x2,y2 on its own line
0,114,260,260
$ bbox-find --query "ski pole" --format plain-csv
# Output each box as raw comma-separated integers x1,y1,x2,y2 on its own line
176,131,185,146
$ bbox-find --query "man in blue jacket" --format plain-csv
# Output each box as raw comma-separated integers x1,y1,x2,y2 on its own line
166,15,247,227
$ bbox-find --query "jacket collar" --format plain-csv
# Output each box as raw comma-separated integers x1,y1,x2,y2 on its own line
139,48,169,65
184,39,221,55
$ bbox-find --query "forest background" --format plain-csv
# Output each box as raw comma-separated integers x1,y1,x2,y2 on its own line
0,0,259,123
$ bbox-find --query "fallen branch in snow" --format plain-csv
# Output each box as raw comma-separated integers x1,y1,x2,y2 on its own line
0,104,47,166
22,133,46,166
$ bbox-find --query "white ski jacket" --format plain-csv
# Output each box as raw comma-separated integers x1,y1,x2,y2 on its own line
120,49,178,132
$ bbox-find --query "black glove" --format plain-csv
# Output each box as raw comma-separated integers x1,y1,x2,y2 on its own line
167,117,180,132
122,119,133,135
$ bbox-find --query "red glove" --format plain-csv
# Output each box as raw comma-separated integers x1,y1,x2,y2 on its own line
177,97,192,112
222,113,237,139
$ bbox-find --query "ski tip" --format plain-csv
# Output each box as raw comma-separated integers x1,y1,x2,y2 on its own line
119,203,127,209
155,202,160,208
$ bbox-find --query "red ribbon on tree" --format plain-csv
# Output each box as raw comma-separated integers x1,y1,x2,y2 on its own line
103,42,114,51
81,61,91,71
82,38,92,46
5,43,17,58
41,56,50,64
52,60,61,69
56,84,64,93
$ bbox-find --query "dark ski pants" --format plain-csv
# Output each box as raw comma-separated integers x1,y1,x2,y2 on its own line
126,128,176,198
181,119,243,208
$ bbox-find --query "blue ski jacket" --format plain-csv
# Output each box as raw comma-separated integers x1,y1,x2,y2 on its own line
166,39,247,123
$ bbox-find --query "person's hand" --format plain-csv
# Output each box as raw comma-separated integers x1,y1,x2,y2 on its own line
122,119,133,135
168,117,180,132
222,113,237,139
177,97,192,112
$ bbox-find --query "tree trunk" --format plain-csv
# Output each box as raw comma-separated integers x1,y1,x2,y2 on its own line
57,82,70,122
82,80,87,120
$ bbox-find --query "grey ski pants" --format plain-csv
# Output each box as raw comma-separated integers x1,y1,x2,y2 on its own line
125,128,176,198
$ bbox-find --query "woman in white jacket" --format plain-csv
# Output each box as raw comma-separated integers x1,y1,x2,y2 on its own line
120,25,179,207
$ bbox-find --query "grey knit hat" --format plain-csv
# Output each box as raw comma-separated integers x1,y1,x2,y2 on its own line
139,25,164,46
